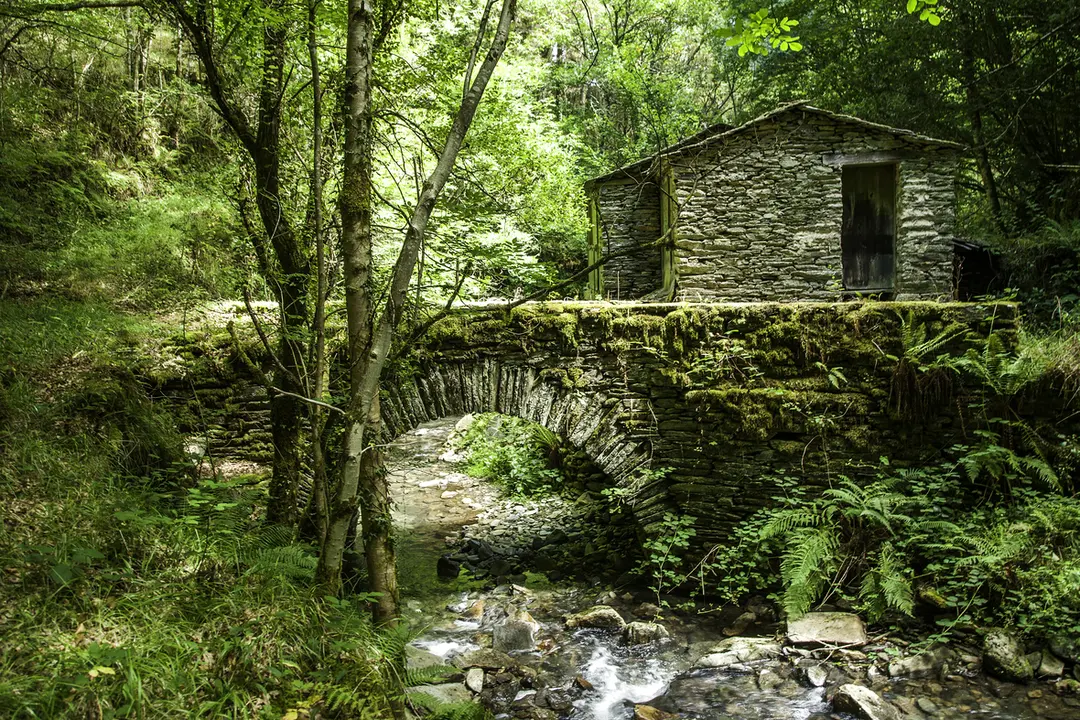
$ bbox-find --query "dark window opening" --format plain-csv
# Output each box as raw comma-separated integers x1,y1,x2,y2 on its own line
842,164,897,292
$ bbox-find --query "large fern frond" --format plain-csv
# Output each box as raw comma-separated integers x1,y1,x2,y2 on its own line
779,524,841,617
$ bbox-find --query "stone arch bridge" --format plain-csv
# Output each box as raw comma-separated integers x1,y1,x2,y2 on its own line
376,301,1011,540
162,301,1013,542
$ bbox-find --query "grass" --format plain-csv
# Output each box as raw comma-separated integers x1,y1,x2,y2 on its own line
0,298,401,719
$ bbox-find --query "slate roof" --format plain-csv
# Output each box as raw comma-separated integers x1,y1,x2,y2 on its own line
585,101,964,187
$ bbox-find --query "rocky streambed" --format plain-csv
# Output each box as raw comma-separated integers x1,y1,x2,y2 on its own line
389,418,1080,720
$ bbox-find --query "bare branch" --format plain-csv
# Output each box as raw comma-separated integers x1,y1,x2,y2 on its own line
269,387,345,415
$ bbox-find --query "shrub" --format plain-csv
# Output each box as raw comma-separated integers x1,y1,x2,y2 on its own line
458,414,564,498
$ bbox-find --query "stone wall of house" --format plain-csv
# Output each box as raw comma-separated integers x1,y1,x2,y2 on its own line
671,109,959,302
593,179,663,299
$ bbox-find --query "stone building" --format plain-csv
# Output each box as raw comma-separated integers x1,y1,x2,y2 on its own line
585,102,963,302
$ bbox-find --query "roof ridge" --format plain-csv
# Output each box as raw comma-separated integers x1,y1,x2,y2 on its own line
586,103,962,187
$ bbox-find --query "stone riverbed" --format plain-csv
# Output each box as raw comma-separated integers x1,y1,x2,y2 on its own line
388,417,1080,720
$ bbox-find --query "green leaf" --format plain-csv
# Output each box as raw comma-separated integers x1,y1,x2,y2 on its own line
906,0,918,13
928,13,941,26
49,563,74,585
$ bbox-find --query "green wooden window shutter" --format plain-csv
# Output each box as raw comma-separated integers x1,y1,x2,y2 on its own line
660,166,677,298
587,197,602,298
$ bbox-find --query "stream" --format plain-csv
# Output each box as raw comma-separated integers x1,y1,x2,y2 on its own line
387,418,1079,720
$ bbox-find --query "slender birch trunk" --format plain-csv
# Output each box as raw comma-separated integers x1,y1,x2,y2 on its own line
317,0,518,623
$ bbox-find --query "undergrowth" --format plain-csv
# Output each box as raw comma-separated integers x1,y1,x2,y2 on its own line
457,414,564,498
0,298,461,718
0,138,239,308
693,326,1080,642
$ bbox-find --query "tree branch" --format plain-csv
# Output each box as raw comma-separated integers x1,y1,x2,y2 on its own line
4,0,144,15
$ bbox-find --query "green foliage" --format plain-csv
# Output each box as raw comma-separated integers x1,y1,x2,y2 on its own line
758,469,919,619
906,0,943,26
640,511,697,611
980,221,1080,328
459,414,565,498
0,298,405,718
719,9,802,57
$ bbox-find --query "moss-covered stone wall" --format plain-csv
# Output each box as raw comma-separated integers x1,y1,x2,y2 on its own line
145,301,1022,544
386,300,1017,541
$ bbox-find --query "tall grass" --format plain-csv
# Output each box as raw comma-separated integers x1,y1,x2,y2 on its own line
0,300,399,719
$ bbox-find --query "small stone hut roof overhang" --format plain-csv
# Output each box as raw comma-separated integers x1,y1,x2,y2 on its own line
584,101,965,190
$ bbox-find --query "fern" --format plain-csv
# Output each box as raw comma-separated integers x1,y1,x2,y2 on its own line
958,431,1059,490
778,524,840,617
408,692,490,720
896,311,967,362
763,472,926,618
859,543,914,620
404,665,459,687
317,682,391,719
949,331,1050,398
242,545,317,579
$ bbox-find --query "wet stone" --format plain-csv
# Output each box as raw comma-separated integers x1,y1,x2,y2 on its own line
787,612,867,647
624,621,670,645
831,683,900,720
465,667,485,693
566,605,626,630
694,636,783,668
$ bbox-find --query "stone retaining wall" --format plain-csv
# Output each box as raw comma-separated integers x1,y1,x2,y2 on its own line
153,301,1022,546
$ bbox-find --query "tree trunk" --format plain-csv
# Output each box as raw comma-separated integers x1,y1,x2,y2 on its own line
257,7,310,527
317,0,518,613
316,0,376,595
960,27,1002,226
167,0,312,529
307,0,329,545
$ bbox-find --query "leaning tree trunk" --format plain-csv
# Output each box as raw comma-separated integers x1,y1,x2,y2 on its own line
317,0,518,622
317,0,377,598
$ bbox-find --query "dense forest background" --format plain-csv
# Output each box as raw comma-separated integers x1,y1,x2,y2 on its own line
1,1,1079,717
2,0,1078,312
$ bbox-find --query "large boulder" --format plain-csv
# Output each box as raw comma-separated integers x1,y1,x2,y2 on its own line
831,684,900,720
624,621,670,646
787,612,867,646
566,605,626,630
493,608,540,653
694,637,782,668
453,648,518,671
983,628,1034,682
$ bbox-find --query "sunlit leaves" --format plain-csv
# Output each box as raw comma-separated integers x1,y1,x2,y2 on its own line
718,9,802,57
906,0,943,26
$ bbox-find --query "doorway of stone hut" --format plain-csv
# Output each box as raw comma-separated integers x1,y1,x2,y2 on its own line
841,163,897,296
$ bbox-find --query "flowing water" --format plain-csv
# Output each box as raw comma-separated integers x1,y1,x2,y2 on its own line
389,418,1078,720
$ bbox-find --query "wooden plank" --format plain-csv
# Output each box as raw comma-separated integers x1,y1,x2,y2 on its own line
822,150,914,166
